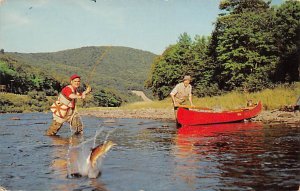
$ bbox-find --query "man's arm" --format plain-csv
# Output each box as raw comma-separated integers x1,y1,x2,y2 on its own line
170,84,179,106
170,93,178,106
189,94,194,106
68,86,92,99
189,86,194,106
69,93,83,99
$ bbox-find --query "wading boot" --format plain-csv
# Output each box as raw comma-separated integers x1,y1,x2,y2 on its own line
45,120,63,136
70,113,83,135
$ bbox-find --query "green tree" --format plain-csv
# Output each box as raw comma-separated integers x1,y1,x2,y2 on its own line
189,35,219,97
219,0,270,14
273,0,300,82
146,33,214,99
0,55,63,95
210,0,278,91
146,33,194,99
92,89,122,107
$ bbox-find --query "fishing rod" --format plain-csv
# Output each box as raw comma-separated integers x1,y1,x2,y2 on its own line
71,46,112,132
86,46,112,87
80,45,111,107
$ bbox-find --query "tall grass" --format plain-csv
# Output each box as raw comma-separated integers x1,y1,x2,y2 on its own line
121,82,300,110
253,83,299,110
0,93,54,113
0,93,29,113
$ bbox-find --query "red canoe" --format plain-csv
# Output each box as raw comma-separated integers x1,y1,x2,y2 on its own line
177,122,263,136
177,101,262,126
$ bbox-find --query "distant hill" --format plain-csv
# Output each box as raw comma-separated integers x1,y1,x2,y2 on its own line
7,46,157,96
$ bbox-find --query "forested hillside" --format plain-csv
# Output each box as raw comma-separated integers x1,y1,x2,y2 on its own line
7,46,156,93
0,46,156,112
0,55,63,95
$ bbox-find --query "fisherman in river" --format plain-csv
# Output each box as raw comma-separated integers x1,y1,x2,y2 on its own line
46,74,92,136
170,75,194,108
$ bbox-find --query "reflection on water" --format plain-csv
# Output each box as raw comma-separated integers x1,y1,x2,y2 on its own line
174,123,300,190
48,134,82,190
0,113,299,191
174,123,263,190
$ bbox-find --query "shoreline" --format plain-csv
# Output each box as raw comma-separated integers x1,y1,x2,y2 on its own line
81,108,300,127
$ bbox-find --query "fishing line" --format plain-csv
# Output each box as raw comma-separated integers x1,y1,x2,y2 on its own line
93,127,104,147
86,46,112,86
66,141,72,177
68,110,84,135
104,128,116,142
72,46,111,135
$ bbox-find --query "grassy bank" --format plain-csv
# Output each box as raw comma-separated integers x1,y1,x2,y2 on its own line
0,93,55,113
1,82,299,113
119,82,300,111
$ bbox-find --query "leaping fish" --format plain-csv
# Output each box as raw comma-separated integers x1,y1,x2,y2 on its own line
69,140,116,179
89,140,117,168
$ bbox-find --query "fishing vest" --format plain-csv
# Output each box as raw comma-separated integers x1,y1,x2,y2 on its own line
50,85,76,119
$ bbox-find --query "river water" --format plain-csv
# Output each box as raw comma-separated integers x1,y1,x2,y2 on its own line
0,113,299,191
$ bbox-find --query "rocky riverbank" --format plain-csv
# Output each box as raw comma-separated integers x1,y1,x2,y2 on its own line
81,108,300,127
252,110,299,127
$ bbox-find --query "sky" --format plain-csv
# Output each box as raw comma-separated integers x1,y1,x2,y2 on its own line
0,0,285,55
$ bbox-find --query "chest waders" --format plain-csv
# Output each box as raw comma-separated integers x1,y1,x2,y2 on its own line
46,86,83,136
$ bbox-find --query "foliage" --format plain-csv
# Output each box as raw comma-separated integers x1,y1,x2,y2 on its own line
0,55,62,95
0,96,19,113
212,10,278,91
146,44,182,100
27,91,50,112
0,93,52,113
146,33,213,99
219,0,270,14
81,88,123,107
0,46,156,111
147,0,300,98
6,46,156,95
273,0,300,82
92,89,122,107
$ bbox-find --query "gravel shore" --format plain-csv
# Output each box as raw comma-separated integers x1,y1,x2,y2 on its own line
81,108,300,127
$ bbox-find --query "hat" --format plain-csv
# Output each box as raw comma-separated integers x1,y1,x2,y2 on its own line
70,74,80,81
183,75,191,81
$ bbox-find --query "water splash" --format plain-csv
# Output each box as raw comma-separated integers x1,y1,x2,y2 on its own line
66,134,84,178
66,126,115,179
93,127,104,147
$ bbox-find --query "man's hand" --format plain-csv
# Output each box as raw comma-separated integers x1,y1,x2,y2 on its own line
86,85,92,94
173,102,179,107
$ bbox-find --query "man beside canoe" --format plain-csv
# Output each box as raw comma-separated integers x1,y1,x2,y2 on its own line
170,75,194,108
46,74,91,136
